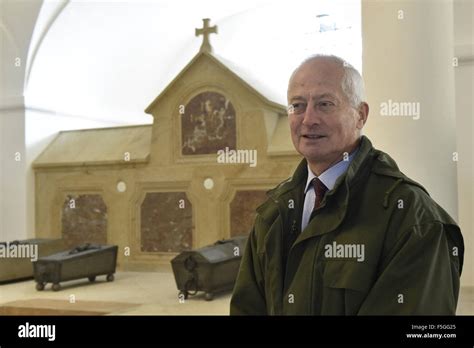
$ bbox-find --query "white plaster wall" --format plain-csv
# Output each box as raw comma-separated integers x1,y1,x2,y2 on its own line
453,0,473,287
362,0,458,220
0,0,43,241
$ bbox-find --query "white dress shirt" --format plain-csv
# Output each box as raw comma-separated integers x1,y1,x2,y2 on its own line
301,149,358,231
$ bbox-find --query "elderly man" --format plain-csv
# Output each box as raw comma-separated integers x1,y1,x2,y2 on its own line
230,54,464,315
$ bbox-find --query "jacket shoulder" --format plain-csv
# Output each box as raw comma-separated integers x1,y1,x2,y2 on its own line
369,149,458,226
368,149,463,272
254,177,292,224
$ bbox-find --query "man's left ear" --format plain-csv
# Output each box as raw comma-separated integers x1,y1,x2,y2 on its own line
356,102,369,129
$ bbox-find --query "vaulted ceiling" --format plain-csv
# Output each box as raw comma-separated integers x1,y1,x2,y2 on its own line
24,0,361,125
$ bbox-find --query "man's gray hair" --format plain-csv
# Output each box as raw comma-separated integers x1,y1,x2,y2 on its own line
292,54,366,108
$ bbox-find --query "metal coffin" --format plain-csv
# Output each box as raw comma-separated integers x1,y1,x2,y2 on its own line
0,239,66,284
171,236,247,301
33,244,118,291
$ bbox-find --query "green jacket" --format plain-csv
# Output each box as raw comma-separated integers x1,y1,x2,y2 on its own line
230,136,464,315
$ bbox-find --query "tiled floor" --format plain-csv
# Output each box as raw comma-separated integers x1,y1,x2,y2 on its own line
0,268,472,315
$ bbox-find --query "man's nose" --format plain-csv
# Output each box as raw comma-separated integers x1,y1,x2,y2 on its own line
301,103,320,126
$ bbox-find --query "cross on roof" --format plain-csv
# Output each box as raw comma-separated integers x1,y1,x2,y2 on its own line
195,18,217,53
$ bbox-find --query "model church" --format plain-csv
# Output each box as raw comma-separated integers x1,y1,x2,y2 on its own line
32,19,299,272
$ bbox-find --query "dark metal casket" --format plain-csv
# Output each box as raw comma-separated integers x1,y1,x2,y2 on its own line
171,236,247,301
0,238,66,284
33,243,118,291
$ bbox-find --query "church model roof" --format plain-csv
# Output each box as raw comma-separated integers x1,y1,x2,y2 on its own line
33,125,151,168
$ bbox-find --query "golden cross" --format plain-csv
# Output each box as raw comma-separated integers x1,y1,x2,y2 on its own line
195,18,217,53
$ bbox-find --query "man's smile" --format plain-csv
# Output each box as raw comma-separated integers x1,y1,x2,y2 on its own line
301,134,327,140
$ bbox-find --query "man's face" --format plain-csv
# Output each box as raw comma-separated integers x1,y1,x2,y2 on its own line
287,59,366,169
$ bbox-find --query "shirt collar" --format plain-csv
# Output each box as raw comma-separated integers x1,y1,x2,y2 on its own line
304,146,359,194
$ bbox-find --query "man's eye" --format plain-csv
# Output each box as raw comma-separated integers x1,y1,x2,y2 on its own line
288,103,306,114
318,101,335,109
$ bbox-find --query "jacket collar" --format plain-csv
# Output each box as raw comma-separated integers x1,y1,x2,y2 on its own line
268,135,375,202
265,136,376,245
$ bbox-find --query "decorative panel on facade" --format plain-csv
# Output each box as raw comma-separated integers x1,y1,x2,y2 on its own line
140,192,193,252
61,194,108,248
181,91,236,155
230,190,268,237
